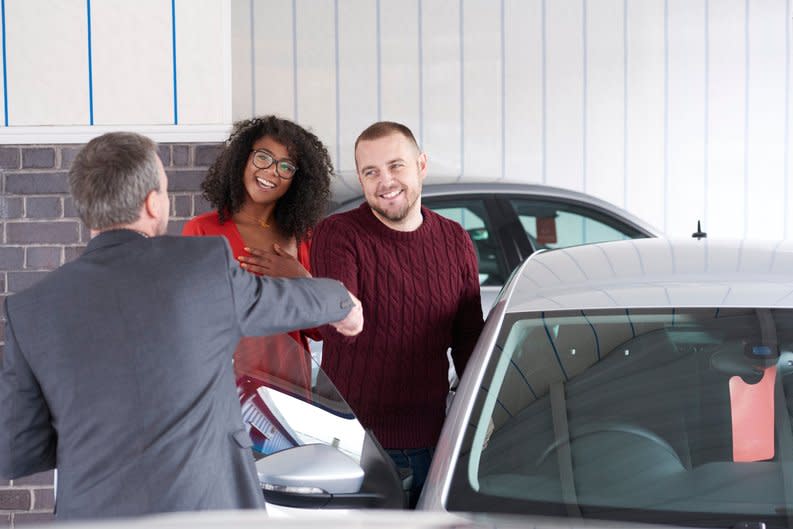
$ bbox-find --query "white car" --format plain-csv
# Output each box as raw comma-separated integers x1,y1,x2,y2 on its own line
255,238,793,529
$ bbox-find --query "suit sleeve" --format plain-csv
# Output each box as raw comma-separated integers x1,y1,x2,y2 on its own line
0,302,56,479
309,217,360,342
450,230,485,379
222,239,354,336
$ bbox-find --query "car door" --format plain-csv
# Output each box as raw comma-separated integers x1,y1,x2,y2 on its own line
421,195,521,316
234,335,406,514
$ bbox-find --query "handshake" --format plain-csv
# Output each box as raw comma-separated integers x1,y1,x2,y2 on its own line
330,292,363,337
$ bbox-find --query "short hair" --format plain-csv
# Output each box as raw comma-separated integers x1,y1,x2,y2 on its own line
69,132,162,230
201,115,333,241
354,121,421,158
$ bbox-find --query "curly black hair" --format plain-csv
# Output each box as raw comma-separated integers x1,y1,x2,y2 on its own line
201,115,333,241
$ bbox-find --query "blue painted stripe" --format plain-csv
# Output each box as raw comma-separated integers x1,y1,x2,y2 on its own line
292,0,298,121
714,307,720,319
458,0,464,182
87,0,94,125
418,0,424,147
509,359,538,399
543,312,569,381
250,0,256,117
2,0,7,126
171,0,178,124
376,0,382,121
743,0,749,238
542,0,547,184
672,307,676,326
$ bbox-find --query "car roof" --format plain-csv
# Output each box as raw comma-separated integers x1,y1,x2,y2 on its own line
330,181,662,237
502,238,793,313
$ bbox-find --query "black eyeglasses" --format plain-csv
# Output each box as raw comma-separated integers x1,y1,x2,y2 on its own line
250,149,298,180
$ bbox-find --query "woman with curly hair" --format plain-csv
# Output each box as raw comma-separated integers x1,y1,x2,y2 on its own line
183,116,332,399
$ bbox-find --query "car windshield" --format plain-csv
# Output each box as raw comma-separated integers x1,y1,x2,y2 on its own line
448,307,793,528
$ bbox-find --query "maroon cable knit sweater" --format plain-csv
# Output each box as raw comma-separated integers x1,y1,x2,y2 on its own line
310,203,484,449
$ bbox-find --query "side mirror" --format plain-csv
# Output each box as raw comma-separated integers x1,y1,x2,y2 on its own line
257,436,405,509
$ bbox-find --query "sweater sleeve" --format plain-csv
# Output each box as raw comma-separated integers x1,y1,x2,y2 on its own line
449,228,485,379
309,216,360,342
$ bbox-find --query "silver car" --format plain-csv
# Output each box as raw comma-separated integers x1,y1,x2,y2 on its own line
330,183,661,313
258,238,793,529
419,237,793,528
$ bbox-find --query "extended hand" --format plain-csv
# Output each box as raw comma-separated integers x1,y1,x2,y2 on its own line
238,244,311,278
331,292,363,336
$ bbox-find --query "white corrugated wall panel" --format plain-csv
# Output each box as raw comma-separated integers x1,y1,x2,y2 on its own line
503,0,543,182
624,0,665,232
6,0,88,126
91,0,173,125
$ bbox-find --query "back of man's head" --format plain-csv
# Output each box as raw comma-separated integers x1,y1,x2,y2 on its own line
69,132,161,231
354,121,420,154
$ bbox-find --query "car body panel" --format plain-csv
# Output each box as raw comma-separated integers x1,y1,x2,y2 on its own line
509,238,793,312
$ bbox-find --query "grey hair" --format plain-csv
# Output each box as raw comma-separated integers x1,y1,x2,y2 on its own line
69,132,162,230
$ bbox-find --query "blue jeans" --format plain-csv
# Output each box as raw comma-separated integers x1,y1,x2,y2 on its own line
386,447,435,509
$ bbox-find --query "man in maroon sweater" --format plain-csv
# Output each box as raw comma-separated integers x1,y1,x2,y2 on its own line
310,121,484,508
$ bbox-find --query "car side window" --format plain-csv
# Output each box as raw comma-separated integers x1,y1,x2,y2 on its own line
424,198,508,287
508,198,644,251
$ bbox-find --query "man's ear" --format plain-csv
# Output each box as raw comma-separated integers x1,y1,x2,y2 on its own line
143,189,159,219
418,152,428,180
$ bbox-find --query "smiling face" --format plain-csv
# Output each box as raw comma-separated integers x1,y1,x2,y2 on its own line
355,132,427,231
242,135,295,207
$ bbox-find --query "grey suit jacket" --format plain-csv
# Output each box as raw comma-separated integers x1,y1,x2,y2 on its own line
0,229,353,520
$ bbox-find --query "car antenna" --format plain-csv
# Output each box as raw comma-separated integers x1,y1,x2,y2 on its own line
692,220,707,240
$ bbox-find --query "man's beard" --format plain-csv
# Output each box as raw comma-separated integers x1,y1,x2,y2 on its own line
368,190,419,223
370,202,409,222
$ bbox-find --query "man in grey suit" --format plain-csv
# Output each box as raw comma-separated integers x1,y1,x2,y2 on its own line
0,132,363,520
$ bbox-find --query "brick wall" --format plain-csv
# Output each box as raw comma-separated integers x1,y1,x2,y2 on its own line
0,141,221,526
